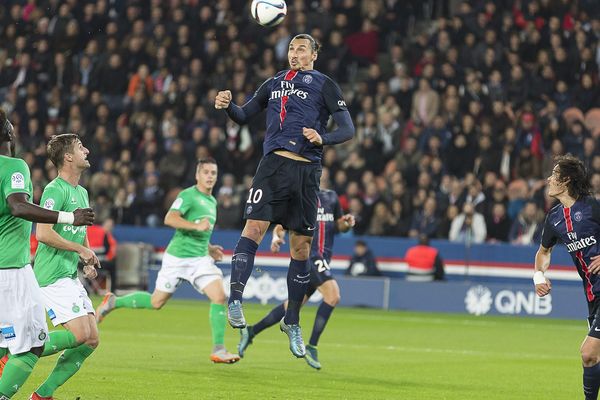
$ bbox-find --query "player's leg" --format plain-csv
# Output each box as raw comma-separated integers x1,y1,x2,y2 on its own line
96,256,183,322
0,266,47,399
305,279,340,370
227,219,269,328
33,315,98,399
279,231,311,358
201,278,239,364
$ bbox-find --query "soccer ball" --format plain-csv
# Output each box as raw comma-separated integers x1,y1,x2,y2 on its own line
250,0,287,27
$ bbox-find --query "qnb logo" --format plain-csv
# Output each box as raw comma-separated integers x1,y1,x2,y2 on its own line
270,81,308,100
464,285,493,316
566,234,597,252
465,285,552,316
63,225,86,235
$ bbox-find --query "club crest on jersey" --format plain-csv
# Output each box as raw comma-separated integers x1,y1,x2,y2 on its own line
574,211,583,222
302,75,313,84
270,81,308,100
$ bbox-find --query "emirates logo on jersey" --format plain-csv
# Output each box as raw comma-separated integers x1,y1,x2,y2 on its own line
565,232,597,252
269,81,308,100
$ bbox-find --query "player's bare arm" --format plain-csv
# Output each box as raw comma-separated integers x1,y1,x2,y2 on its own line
208,244,224,261
534,244,553,297
588,255,600,274
7,193,94,225
271,225,286,253
36,222,99,267
164,210,211,232
82,235,100,279
336,214,355,233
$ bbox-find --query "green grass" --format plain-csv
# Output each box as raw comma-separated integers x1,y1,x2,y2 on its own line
15,298,586,399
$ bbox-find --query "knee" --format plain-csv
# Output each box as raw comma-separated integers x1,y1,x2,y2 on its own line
581,347,600,367
85,336,100,349
325,292,341,307
151,297,167,310
291,243,310,260
243,222,265,242
72,330,91,345
210,293,227,305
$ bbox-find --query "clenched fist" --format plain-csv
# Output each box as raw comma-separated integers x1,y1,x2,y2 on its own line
215,90,232,109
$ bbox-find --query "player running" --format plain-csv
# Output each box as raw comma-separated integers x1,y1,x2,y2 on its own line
238,180,354,369
0,112,94,400
28,134,101,400
534,155,600,400
96,158,239,364
215,33,354,358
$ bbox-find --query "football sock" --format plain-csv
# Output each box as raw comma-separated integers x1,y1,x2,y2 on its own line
584,363,600,400
209,303,226,346
229,236,258,303
115,292,153,309
0,351,38,398
253,303,286,335
284,258,310,325
0,348,6,358
309,302,335,346
36,344,95,398
41,330,79,357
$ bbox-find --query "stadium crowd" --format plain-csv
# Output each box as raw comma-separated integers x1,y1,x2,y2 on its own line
0,0,599,245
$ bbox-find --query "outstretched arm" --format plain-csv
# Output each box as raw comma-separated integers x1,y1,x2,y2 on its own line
7,193,94,225
164,210,211,232
215,78,272,125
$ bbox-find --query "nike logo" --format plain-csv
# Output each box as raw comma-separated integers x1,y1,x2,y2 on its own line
595,327,600,332
306,226,316,231
554,221,561,226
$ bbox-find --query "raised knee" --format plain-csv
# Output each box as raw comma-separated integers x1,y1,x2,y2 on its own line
243,223,264,242
325,293,341,307
85,337,99,349
151,298,166,310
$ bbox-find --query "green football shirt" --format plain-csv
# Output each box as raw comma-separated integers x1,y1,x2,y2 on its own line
0,156,33,269
165,186,217,258
34,177,90,287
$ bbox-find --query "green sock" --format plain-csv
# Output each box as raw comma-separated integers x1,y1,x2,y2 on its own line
0,351,38,398
41,330,79,357
209,303,226,346
36,344,95,398
0,348,7,358
115,292,153,309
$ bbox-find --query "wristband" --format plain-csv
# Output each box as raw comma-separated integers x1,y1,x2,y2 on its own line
57,211,75,225
533,271,546,285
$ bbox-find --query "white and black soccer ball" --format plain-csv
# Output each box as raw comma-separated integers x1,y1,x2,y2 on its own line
250,0,287,27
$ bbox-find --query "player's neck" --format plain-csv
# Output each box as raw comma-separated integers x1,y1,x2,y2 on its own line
58,168,81,187
195,184,212,196
557,193,577,208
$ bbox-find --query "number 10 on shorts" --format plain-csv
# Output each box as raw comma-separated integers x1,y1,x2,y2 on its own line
246,188,263,204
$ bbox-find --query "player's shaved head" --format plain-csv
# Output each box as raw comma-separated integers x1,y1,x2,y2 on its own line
47,133,80,168
291,34,320,53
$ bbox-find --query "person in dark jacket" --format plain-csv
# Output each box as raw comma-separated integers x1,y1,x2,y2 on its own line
346,240,381,276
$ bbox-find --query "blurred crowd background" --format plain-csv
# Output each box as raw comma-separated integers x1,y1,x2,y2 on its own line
1,0,600,246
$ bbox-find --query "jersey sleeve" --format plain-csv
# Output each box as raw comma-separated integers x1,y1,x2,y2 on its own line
590,197,600,224
40,183,65,212
2,159,32,199
169,191,191,216
540,214,558,248
333,194,343,220
322,78,348,115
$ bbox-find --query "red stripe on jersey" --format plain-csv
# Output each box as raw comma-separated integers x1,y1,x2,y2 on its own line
279,70,298,128
317,197,325,255
564,207,595,301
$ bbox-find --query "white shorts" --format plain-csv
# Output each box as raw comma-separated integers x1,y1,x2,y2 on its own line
156,253,223,294
0,265,48,354
40,277,95,327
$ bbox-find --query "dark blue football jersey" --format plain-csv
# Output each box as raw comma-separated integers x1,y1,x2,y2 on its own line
250,69,348,163
541,196,600,302
311,189,343,263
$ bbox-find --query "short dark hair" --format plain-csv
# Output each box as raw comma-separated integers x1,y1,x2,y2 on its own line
555,155,591,198
47,134,80,168
292,34,321,53
197,157,217,168
0,108,14,144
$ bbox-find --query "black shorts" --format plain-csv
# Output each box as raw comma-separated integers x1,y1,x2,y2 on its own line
244,152,321,237
305,257,335,299
588,297,600,339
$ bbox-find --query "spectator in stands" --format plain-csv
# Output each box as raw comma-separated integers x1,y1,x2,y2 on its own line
409,197,439,239
86,218,118,292
449,202,487,244
509,200,544,245
405,235,445,281
346,240,381,277
485,202,512,243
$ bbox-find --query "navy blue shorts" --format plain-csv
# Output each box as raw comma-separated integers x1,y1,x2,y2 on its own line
244,152,321,237
305,257,335,299
588,297,600,339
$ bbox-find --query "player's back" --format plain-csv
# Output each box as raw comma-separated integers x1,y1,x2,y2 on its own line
263,69,346,162
0,155,33,269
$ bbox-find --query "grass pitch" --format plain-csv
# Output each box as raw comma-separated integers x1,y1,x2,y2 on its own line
17,298,585,399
